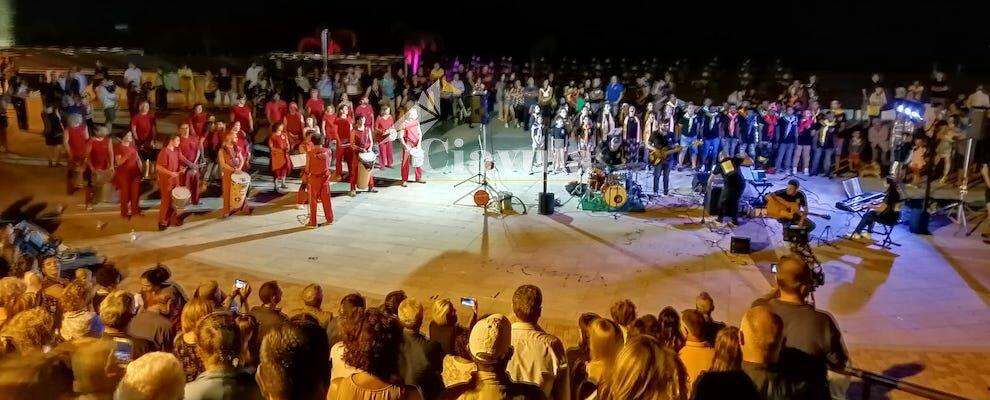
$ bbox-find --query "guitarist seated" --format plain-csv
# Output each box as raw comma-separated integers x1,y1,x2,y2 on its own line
768,179,816,232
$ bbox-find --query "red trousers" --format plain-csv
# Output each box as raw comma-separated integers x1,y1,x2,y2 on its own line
297,181,309,204
183,170,200,205
349,157,375,191
378,142,394,167
157,177,179,227
307,177,333,226
67,158,85,195
338,145,353,177
401,148,422,182
116,173,141,217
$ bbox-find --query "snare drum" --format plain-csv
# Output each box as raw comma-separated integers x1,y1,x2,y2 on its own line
229,172,251,209
409,147,424,168
289,153,307,169
171,186,191,211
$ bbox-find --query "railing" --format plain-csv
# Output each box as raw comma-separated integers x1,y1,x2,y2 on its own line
837,366,972,400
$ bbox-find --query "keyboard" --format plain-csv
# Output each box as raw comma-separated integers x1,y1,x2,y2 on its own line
836,192,885,213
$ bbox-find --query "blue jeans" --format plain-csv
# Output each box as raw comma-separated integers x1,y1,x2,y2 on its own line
702,138,720,169
723,138,738,157
740,142,756,158
812,142,834,175
775,143,794,171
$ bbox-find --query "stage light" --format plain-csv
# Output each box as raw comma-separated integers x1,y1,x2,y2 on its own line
896,105,904,113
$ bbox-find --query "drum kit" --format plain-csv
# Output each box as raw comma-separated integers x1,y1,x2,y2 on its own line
578,162,646,212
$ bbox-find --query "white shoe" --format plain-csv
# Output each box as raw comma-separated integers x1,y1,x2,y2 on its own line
803,168,809,175
862,232,872,240
296,204,306,210
848,233,862,240
792,168,797,174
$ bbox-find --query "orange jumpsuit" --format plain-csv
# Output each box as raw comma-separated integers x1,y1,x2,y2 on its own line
156,146,181,227
115,143,141,217
307,146,334,226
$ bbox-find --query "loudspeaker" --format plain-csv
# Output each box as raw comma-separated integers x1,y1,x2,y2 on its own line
692,172,710,193
706,186,723,216
968,109,986,140
909,208,931,235
730,236,751,254
538,192,555,215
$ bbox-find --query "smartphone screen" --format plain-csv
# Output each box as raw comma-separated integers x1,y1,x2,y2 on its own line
460,297,476,307
770,263,778,273
234,279,247,289
113,338,134,365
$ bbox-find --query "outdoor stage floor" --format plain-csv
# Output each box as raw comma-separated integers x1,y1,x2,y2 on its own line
2,111,989,398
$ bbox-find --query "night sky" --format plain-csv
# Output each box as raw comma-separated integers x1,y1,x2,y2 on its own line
13,0,990,72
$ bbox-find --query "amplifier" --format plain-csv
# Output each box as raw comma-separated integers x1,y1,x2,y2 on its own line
730,236,751,254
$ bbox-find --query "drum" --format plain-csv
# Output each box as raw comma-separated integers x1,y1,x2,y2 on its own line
356,157,373,190
171,186,191,211
409,147,425,168
289,153,307,169
589,168,607,191
230,172,251,209
385,128,398,142
358,151,377,169
92,169,114,204
72,166,86,189
473,190,490,207
602,184,628,209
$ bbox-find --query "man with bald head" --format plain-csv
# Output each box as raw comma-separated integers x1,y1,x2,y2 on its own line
755,256,847,400
738,305,792,399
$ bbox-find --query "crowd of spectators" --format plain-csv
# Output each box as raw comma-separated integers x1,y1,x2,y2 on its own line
0,251,848,400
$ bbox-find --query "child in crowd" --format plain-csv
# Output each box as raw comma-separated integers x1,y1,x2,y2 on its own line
847,130,864,173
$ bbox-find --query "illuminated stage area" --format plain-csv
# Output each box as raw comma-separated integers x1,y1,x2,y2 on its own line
2,110,988,397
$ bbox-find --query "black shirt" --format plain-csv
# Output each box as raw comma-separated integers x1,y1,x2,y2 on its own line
773,189,807,207
716,156,746,190
126,311,173,352
691,370,761,400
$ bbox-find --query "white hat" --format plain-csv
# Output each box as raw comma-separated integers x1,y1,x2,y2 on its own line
469,314,512,364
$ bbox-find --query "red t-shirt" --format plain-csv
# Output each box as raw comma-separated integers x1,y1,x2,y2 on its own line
131,113,156,143
265,100,287,124
188,112,209,136
178,135,201,165
307,147,332,180
334,117,354,144
306,98,325,120
115,143,140,177
156,147,180,182
87,138,112,170
355,104,374,129
67,125,89,159
284,113,303,135
231,104,252,131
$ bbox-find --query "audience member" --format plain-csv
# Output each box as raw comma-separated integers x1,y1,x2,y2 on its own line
328,308,422,400
328,292,365,346
609,299,636,339
695,292,725,344
249,281,288,340
506,284,570,400
257,316,330,400
397,298,444,399
173,297,215,382
184,312,263,400
597,335,686,400
114,351,186,400
59,280,103,342
440,323,477,387
0,307,55,355
438,314,547,400
382,289,407,317
128,285,176,352
288,284,333,329
101,290,155,359
678,309,714,393
657,306,685,351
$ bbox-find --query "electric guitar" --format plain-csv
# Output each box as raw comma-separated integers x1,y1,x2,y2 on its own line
766,194,831,220
648,140,701,165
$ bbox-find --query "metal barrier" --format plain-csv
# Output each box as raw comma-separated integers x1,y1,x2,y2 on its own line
836,366,972,400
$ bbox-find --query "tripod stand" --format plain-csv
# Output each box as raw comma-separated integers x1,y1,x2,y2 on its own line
454,123,502,212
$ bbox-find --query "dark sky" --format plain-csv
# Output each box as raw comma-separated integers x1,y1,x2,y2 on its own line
13,0,990,71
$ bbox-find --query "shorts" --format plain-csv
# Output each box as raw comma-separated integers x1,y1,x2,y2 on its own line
680,136,699,154
553,138,565,149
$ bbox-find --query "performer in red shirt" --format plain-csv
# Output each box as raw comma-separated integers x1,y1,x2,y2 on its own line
397,108,425,186
64,115,90,195
131,100,156,154
305,89,325,122
115,131,142,219
218,131,251,218
265,93,288,126
296,132,316,207
230,95,254,138
156,135,183,230
348,114,377,196
320,105,338,149
354,96,375,131
188,104,209,137
84,126,114,208
229,121,251,166
284,102,305,149
177,123,202,205
305,134,334,227
268,122,292,193
334,104,355,178
374,106,395,168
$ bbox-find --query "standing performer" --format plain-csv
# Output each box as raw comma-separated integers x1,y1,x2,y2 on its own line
115,131,142,219
397,108,425,186
265,93,288,127
296,130,316,208
348,114,377,196
64,115,90,195
177,123,202,205
268,122,291,193
156,135,183,230
678,103,702,170
529,107,545,174
550,108,568,174
355,96,375,131
334,104,355,178
375,106,395,168
623,105,641,162
229,121,252,167
305,89,325,122
320,104,338,150
218,131,251,218
188,104,209,137
599,103,616,149
306,134,334,227
230,95,254,139
284,102,305,148
647,121,675,195
85,126,114,208
131,101,157,176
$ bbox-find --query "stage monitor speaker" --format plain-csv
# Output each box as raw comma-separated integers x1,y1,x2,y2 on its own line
967,108,986,141
692,172,710,193
730,236,751,254
908,207,931,235
538,192,555,215
707,186,723,216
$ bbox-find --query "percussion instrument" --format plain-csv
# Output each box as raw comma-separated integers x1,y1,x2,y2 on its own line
602,184,628,209
355,157,373,190
409,147,425,168
358,151,377,169
230,172,251,209
289,153,307,169
92,169,114,204
171,186,191,211
473,190,490,207
72,166,86,189
589,168,607,191
382,128,399,142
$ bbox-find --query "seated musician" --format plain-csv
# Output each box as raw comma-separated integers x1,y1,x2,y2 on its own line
848,176,901,240
769,179,815,232
597,134,626,172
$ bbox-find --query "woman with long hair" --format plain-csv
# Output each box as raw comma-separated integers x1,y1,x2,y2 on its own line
218,130,250,218
708,326,742,372
268,122,291,193
375,106,395,169
172,297,215,382
657,306,685,351
495,74,508,123
584,318,625,393
598,335,686,400
328,308,423,399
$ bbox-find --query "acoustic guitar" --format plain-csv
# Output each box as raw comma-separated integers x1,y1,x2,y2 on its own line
766,194,831,220
648,140,701,165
